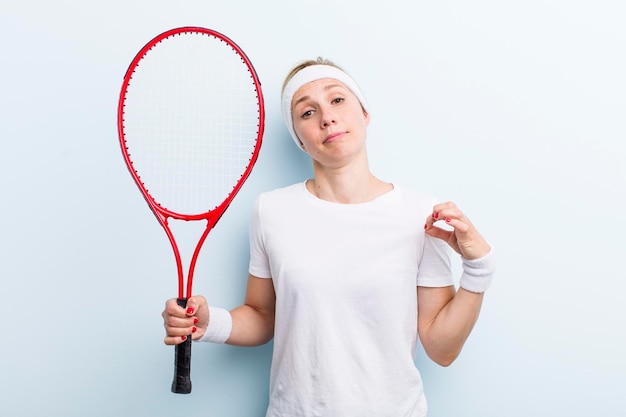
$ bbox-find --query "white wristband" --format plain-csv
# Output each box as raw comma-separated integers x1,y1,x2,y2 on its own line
196,307,233,344
459,249,496,293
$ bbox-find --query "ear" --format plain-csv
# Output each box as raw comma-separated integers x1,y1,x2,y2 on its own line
297,136,309,153
363,109,371,126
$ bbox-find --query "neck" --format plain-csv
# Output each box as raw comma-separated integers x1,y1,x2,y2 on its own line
307,161,391,204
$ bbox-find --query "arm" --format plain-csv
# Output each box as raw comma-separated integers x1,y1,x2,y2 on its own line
227,274,276,346
162,273,275,347
419,201,494,366
417,286,483,367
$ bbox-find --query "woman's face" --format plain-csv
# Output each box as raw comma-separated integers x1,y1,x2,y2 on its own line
291,78,370,166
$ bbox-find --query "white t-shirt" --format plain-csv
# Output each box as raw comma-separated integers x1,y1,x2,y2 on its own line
249,182,454,417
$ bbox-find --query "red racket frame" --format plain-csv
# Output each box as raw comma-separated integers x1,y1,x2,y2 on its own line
117,26,264,300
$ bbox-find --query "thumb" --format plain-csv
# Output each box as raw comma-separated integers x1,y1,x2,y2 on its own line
424,223,461,255
180,297,195,316
174,298,194,315
184,295,208,316
424,213,455,243
425,223,452,242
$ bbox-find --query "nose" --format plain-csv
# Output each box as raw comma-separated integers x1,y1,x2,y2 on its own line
320,107,336,128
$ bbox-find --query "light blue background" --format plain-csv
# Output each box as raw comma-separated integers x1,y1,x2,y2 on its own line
2,1,625,416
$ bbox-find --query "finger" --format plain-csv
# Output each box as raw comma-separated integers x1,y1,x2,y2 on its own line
443,216,469,233
424,208,452,229
431,201,474,235
431,201,458,220
162,298,202,346
424,223,454,242
163,298,199,325
434,210,464,225
443,215,490,260
164,314,198,329
163,298,187,318
164,322,195,336
424,210,451,237
164,320,197,338
184,295,208,316
164,334,191,346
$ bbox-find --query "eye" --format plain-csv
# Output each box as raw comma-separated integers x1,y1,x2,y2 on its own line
301,109,314,119
331,97,344,105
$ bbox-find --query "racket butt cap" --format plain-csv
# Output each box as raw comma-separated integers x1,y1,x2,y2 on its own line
171,373,192,394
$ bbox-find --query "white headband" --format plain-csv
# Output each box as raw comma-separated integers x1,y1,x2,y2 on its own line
281,65,369,152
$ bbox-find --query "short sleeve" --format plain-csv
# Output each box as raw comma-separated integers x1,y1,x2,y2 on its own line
248,194,272,279
416,234,454,287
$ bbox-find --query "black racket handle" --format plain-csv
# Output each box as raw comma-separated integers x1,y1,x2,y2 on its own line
171,298,192,394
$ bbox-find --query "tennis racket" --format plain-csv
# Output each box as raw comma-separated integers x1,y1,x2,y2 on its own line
117,27,264,394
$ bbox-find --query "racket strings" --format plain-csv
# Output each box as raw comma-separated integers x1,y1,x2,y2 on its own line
123,32,261,215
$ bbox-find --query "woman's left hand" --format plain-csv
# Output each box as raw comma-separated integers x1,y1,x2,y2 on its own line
424,201,491,260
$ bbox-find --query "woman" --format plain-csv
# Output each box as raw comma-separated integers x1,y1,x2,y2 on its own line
162,58,495,416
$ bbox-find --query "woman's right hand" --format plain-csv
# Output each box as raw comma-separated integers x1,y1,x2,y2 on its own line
162,295,210,345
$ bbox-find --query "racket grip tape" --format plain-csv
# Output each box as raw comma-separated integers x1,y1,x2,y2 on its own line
171,298,192,394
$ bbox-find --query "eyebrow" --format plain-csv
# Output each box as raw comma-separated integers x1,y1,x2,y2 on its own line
292,83,346,108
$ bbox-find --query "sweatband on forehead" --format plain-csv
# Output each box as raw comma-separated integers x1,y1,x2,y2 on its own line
281,65,369,152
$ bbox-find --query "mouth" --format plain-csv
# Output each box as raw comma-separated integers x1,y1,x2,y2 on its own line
323,131,345,144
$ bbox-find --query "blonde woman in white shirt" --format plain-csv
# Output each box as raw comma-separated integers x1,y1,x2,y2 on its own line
162,58,495,417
